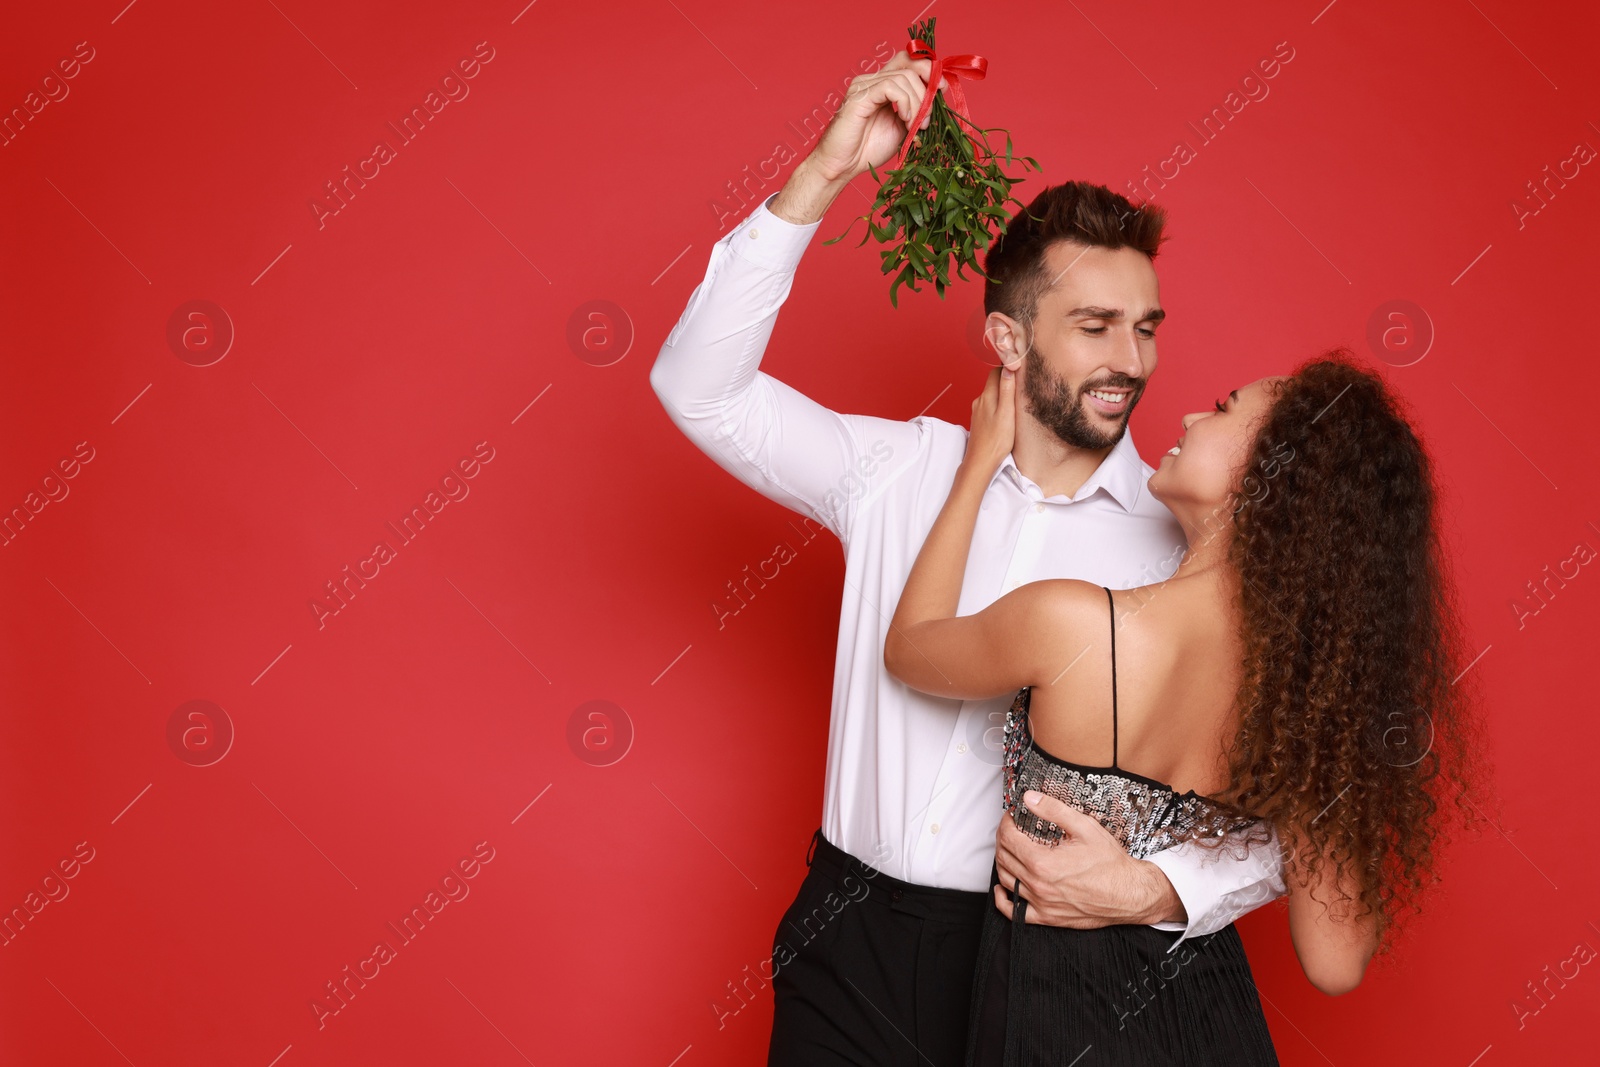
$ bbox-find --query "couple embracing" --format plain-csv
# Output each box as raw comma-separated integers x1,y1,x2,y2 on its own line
651,48,1476,1067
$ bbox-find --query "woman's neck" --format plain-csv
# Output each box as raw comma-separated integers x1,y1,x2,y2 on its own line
1169,502,1237,578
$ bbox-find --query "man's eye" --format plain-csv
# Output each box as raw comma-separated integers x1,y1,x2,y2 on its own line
1081,326,1107,335
1137,327,1156,339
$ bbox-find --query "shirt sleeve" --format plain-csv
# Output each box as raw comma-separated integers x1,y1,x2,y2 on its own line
649,191,926,545
1143,820,1288,950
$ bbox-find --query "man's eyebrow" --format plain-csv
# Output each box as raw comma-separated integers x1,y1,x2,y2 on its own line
1228,389,1238,404
1065,306,1166,322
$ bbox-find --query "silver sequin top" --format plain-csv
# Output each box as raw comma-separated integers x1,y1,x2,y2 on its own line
1001,686,1232,859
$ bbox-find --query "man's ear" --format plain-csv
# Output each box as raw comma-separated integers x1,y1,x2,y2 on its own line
985,312,1029,371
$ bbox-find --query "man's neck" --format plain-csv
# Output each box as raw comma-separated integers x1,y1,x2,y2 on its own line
1010,419,1116,500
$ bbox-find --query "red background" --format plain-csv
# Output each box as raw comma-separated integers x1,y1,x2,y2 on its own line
2,0,1596,1063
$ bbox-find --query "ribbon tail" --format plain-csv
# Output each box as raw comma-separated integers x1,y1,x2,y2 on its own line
939,71,992,162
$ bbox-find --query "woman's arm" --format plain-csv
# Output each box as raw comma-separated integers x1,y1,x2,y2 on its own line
884,368,1100,698
1282,825,1383,995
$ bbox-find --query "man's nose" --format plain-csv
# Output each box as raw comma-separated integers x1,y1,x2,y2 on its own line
1110,328,1144,378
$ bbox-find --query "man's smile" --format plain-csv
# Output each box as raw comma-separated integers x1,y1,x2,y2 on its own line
1083,386,1134,416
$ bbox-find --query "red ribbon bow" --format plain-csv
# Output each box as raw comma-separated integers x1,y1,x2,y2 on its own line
889,37,989,171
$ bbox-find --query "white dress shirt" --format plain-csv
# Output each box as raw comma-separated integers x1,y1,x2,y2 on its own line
650,191,1285,943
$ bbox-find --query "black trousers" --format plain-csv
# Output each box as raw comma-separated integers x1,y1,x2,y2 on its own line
767,828,991,1067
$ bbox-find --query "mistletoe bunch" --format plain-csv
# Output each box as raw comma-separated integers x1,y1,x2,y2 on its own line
824,17,1042,307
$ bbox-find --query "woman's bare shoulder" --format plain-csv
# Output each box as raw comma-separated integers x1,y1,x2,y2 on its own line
1008,578,1115,631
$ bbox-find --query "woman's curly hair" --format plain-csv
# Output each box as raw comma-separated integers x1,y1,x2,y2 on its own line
1184,350,1487,950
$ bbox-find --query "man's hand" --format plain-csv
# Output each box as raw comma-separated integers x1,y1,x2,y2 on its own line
994,789,1187,928
770,50,942,226
809,49,940,184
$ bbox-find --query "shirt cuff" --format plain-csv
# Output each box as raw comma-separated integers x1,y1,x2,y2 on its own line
1143,848,1219,951
725,191,825,273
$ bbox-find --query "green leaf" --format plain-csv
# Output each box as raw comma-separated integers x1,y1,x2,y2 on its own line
837,56,1038,308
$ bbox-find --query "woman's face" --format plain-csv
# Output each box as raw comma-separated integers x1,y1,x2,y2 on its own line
1148,376,1288,512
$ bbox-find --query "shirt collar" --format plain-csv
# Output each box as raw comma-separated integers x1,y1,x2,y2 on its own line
994,428,1149,512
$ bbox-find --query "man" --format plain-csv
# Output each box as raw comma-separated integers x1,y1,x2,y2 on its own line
650,49,1285,1065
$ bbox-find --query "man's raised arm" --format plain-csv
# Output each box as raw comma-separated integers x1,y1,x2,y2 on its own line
649,50,942,541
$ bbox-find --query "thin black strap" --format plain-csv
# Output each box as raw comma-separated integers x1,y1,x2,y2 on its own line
1005,880,1027,1066
1105,586,1118,768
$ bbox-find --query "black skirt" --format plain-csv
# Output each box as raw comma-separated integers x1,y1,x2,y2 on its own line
966,864,1280,1067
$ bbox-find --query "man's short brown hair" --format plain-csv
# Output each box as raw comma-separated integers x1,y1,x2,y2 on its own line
982,182,1168,335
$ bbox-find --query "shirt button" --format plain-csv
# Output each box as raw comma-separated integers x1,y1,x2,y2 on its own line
748,228,760,239
1033,502,1045,514
930,822,941,835
956,742,968,754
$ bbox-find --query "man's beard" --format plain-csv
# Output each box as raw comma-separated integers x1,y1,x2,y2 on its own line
1022,346,1145,450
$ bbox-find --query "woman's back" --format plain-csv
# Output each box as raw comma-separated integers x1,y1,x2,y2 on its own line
971,577,1282,1067
1023,572,1244,799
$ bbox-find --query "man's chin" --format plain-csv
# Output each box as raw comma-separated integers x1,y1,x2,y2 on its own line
1078,407,1132,444
1051,422,1127,452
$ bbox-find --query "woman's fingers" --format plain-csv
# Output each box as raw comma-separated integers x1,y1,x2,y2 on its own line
998,365,1016,439
974,369,996,424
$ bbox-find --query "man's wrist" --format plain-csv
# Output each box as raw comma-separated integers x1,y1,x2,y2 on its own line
1133,859,1188,925
770,158,852,226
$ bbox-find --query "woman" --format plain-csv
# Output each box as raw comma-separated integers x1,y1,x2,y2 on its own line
884,352,1480,1065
